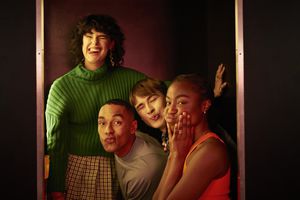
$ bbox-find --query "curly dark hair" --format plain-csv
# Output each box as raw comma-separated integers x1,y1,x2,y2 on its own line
70,14,125,66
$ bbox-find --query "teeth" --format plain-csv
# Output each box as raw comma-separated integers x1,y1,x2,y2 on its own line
89,47,100,52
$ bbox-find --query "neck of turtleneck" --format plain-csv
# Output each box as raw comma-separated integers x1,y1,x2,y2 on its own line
73,62,109,81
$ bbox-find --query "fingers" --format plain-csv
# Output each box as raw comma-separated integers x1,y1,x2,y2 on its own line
178,114,184,135
221,81,228,88
175,112,192,139
214,63,228,97
216,63,225,79
174,123,180,136
220,63,225,74
168,112,194,154
186,113,191,138
167,123,173,139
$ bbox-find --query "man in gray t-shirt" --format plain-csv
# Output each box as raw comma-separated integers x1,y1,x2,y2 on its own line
98,99,167,200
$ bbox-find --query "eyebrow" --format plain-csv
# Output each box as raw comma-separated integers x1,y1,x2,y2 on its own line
148,94,159,99
135,94,156,108
135,103,142,108
84,32,109,37
98,113,124,120
166,94,189,100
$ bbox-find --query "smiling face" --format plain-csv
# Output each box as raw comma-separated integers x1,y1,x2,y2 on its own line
82,29,115,70
98,104,137,157
134,94,166,131
165,81,208,128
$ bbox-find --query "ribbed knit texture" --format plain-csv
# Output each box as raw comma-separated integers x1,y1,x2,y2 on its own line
46,63,146,192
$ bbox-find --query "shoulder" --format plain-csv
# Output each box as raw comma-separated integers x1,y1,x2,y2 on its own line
195,135,228,161
136,131,161,147
194,132,227,155
135,132,166,158
111,66,147,76
50,67,78,88
189,136,229,176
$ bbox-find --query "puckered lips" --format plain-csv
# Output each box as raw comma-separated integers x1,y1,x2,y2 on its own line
150,113,161,121
104,136,116,144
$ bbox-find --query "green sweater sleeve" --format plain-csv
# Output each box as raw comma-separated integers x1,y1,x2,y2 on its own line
46,81,70,192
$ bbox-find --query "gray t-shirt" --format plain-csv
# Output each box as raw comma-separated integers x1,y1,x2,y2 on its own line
115,131,167,200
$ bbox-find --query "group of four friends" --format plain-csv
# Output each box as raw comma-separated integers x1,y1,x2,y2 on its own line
46,14,232,200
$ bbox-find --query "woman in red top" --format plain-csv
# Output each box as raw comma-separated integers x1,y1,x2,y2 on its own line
153,73,231,200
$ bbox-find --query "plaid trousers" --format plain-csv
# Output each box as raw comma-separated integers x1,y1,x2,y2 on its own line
65,154,121,200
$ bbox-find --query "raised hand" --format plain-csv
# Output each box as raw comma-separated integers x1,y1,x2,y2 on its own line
167,112,194,159
214,63,228,97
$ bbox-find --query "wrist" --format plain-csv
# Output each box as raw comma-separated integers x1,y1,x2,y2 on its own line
168,151,186,161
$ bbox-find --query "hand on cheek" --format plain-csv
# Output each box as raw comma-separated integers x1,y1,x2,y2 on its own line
168,112,194,159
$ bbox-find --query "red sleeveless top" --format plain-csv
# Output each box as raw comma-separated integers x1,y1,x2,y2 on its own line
183,132,231,200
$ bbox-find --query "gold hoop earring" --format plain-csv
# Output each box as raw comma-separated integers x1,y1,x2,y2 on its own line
110,50,115,67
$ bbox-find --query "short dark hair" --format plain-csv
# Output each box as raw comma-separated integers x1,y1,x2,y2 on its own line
129,77,167,106
102,99,135,117
70,14,125,66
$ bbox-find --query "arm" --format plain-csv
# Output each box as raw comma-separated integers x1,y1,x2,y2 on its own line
46,83,69,198
153,113,193,200
214,63,228,98
168,139,229,199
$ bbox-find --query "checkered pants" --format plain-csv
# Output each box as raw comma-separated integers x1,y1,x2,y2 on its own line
65,154,121,200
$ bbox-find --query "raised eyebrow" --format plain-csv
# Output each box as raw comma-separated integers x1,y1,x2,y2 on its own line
98,113,124,119
112,113,124,119
98,116,105,119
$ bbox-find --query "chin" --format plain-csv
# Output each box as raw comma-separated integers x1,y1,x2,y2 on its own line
165,119,177,125
103,145,116,153
149,121,164,129
151,124,160,129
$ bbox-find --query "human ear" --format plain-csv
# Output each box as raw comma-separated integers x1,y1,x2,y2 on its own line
130,120,138,134
202,100,212,114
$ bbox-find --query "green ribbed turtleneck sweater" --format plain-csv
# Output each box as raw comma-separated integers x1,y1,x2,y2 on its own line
46,63,146,192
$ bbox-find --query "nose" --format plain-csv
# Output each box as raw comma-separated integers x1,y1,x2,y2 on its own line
105,123,114,135
145,103,154,114
91,36,99,45
166,102,177,114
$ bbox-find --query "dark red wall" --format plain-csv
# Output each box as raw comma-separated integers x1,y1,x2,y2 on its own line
44,0,236,139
